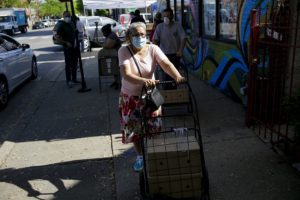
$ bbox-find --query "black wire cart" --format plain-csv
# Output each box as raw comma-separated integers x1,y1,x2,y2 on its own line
139,81,209,200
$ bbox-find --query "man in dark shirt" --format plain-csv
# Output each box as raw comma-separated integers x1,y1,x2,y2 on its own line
54,11,79,88
130,9,146,24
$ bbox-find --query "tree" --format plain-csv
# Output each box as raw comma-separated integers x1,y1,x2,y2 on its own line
75,0,84,15
39,0,65,18
95,9,109,17
1,0,27,8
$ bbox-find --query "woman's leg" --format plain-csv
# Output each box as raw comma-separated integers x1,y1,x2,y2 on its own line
133,140,142,155
133,140,143,172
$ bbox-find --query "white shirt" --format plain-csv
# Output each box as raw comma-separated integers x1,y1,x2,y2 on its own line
76,20,85,33
153,21,185,54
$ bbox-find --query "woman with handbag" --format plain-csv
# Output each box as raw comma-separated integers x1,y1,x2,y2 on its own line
118,22,185,172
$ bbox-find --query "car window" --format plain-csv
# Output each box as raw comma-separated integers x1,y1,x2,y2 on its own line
101,17,116,25
88,18,101,27
0,36,20,52
0,16,11,23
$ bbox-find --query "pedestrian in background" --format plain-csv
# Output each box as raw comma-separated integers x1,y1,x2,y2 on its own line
118,22,184,172
130,9,146,24
149,12,163,42
153,8,186,88
54,11,80,88
76,16,86,52
99,24,122,90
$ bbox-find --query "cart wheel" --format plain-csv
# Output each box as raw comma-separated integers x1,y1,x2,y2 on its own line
139,171,146,198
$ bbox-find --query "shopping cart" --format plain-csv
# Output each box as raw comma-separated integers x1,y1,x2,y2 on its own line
97,48,119,92
139,81,209,200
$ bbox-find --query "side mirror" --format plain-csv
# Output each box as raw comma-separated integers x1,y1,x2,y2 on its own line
21,44,30,50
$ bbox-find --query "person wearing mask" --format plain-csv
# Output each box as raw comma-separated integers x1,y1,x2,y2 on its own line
130,9,146,24
153,8,186,89
118,22,185,172
99,24,122,89
54,11,80,88
150,12,163,42
76,16,86,52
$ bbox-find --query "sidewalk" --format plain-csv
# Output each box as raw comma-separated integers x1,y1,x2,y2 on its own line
0,50,300,200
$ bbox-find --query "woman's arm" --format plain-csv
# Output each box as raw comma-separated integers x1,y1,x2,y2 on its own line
120,64,159,87
158,59,185,83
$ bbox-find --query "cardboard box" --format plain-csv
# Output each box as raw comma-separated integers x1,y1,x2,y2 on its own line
146,133,202,176
160,89,189,104
147,173,202,199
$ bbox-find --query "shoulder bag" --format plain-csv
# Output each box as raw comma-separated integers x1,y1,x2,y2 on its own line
126,46,164,112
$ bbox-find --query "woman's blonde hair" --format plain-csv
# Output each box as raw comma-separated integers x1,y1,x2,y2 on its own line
125,22,147,43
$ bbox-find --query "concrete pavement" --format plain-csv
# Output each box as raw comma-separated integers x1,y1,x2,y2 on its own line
0,50,300,200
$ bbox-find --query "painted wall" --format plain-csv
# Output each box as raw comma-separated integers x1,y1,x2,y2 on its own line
182,0,274,103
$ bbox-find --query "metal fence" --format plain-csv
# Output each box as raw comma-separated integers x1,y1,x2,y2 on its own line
246,4,300,161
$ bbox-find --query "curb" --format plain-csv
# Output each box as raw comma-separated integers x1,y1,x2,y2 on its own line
0,141,15,167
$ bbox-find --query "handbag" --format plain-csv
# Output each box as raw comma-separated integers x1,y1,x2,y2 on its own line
127,46,164,112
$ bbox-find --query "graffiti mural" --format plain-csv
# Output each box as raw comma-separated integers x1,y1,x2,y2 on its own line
182,0,273,103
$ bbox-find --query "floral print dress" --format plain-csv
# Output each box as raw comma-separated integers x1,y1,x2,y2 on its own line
119,92,161,144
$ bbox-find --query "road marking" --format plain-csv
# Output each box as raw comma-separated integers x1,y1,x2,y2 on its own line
0,141,15,167
37,60,65,64
37,56,95,64
15,35,52,41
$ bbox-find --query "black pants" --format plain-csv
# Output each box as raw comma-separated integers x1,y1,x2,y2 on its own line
163,54,180,89
64,47,78,82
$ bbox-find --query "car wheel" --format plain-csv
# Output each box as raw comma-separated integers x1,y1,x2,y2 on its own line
83,38,90,52
31,59,38,79
21,27,27,33
0,78,9,109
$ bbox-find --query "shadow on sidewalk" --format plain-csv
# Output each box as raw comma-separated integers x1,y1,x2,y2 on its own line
0,157,117,200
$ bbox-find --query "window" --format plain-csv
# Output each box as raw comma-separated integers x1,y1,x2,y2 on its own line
219,0,237,40
88,18,100,27
203,0,216,37
182,0,200,37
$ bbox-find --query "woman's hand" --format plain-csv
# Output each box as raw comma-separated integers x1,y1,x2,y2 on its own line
144,79,159,88
175,76,185,84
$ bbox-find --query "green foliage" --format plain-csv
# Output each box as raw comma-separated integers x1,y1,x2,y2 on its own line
0,0,27,8
283,89,300,136
75,0,84,15
95,9,109,16
39,0,65,18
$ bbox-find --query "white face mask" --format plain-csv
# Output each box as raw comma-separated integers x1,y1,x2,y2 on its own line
131,36,147,49
64,17,71,23
163,17,170,25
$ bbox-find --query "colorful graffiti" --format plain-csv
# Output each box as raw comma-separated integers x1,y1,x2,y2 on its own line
182,0,273,102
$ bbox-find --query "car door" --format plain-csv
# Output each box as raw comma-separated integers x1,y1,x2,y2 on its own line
2,36,30,88
0,42,18,91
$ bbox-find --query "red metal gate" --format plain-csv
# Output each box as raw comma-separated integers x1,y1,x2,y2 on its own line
246,2,300,160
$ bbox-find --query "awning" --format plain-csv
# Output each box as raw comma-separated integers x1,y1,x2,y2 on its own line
82,0,157,9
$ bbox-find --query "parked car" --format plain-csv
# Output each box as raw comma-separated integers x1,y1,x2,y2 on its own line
32,21,45,29
41,20,51,27
79,16,127,48
0,33,38,109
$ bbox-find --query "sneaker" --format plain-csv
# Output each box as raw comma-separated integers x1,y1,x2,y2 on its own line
133,156,143,172
72,80,81,84
67,81,73,88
